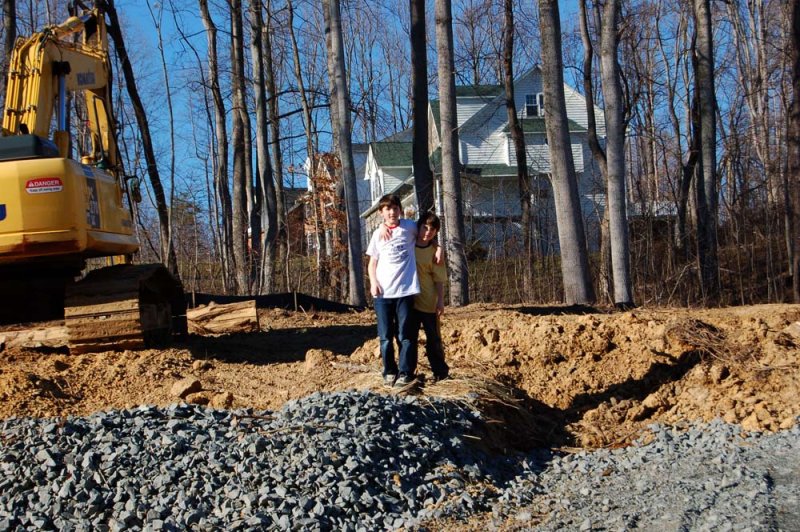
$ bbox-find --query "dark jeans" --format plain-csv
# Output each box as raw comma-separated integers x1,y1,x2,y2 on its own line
409,310,449,378
374,295,416,377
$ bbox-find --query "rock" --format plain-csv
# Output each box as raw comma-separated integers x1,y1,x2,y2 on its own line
187,393,211,406
305,349,333,373
192,360,213,372
785,322,800,336
642,393,663,410
741,412,762,432
170,378,202,399
52,360,70,372
211,392,234,409
473,331,488,347
709,365,729,384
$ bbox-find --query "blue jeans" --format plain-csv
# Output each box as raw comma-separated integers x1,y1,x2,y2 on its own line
374,295,416,377
409,310,449,378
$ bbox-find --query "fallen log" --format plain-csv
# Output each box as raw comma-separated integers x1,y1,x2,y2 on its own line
0,323,69,350
186,300,260,335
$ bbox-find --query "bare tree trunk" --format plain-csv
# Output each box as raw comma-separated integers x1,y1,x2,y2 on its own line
693,0,719,302
229,0,248,293
538,0,595,305
146,1,178,277
599,0,633,307
411,0,434,213
100,0,178,275
502,0,532,298
578,0,611,303
790,0,800,302
1,0,15,103
292,0,324,294
198,0,233,292
263,1,288,290
323,0,367,306
435,0,469,306
248,0,278,293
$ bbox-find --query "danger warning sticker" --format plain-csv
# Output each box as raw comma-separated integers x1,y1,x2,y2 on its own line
25,177,63,194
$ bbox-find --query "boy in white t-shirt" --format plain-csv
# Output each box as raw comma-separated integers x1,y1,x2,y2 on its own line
367,194,420,387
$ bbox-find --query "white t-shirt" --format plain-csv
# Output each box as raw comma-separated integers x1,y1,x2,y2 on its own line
366,218,420,299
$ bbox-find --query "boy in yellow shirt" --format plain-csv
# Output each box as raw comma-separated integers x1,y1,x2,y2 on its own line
409,212,449,382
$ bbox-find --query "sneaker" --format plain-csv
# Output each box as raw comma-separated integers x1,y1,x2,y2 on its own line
430,373,450,384
394,374,415,387
383,374,397,388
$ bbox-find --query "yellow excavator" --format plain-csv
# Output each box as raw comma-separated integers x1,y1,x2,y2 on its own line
0,2,185,353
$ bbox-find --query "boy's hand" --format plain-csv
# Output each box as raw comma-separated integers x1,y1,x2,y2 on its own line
436,302,444,317
433,245,444,265
371,282,383,297
379,224,392,241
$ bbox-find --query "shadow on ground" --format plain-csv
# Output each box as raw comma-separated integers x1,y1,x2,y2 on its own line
467,349,704,453
184,324,375,365
509,304,606,316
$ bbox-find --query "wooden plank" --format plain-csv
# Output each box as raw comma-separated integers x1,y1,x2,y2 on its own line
64,297,139,318
187,300,259,335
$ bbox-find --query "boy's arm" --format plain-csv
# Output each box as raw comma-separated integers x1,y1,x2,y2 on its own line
368,256,382,297
433,242,444,265
434,282,445,316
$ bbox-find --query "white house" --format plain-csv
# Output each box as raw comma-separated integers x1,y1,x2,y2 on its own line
361,66,607,258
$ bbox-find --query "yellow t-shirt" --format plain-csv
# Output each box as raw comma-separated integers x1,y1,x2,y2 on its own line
414,243,447,313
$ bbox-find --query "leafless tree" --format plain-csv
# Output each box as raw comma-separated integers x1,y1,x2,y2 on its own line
198,0,234,292
599,0,633,307
790,0,800,302
248,0,278,293
322,0,366,306
538,0,595,305
100,0,178,275
693,0,720,302
502,0,532,297
435,0,469,306
1,0,16,102
410,0,434,213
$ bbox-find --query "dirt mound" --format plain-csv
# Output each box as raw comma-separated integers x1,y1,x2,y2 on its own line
1,303,798,449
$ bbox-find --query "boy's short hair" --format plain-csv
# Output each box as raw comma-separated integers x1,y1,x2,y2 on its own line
378,194,401,210
417,211,441,231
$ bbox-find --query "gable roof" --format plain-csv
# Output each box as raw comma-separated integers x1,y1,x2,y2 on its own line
455,84,503,98
370,141,413,167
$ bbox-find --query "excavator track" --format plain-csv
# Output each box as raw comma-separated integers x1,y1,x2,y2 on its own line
65,264,186,354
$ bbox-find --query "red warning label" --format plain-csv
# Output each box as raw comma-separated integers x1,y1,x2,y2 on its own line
25,177,63,194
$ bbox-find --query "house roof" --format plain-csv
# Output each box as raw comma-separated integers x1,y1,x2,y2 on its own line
455,84,504,98
370,141,413,167
503,117,588,134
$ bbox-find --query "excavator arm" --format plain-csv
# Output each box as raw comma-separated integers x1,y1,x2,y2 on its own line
0,2,185,352
3,6,119,172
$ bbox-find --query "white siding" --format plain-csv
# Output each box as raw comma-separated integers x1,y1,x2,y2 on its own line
563,84,605,135
383,168,410,194
463,176,520,218
457,97,492,126
514,73,543,118
507,139,585,174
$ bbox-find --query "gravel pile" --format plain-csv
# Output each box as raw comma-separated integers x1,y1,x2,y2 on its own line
1,390,797,531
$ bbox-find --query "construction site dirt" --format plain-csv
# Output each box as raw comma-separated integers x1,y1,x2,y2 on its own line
2,302,798,451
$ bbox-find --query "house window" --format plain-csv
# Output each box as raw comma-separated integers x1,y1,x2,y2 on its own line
525,93,545,117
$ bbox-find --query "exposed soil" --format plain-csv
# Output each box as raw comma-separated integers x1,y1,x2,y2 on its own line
1,303,799,451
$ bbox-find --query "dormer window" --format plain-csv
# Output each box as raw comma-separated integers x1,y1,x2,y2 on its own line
525,93,545,117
